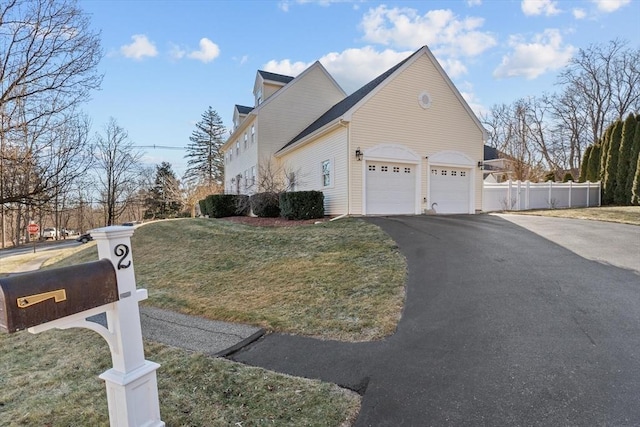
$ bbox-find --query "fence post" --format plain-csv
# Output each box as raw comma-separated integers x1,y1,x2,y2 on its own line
516,180,521,211
507,179,512,211
568,180,572,208
586,181,590,207
92,226,165,427
548,181,553,209
525,181,530,210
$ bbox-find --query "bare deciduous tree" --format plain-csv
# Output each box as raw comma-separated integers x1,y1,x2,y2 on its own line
93,118,143,226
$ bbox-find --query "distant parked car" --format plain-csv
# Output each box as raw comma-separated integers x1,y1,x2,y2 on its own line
121,222,134,226
76,233,93,243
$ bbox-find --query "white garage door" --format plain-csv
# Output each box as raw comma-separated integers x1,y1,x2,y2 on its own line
366,162,416,215
430,167,471,214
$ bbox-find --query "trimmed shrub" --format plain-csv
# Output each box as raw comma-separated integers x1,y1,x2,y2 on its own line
562,172,574,182
204,194,249,218
250,192,280,218
279,191,324,220
198,199,207,216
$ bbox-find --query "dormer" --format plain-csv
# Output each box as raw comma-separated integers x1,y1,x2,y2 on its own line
232,105,253,131
253,70,294,107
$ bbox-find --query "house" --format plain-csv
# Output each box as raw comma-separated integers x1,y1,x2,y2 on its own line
483,145,512,183
222,45,487,215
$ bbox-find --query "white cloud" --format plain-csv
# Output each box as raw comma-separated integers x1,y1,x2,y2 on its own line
458,82,487,116
187,38,220,63
591,0,631,12
264,46,413,94
438,58,468,78
572,8,587,19
467,0,482,6
360,5,496,57
120,34,157,60
521,0,561,16
493,29,575,79
278,0,354,12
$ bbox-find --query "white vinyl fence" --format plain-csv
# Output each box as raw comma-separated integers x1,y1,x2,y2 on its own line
483,180,601,212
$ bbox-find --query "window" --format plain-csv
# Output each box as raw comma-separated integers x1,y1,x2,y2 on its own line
256,89,262,106
431,169,438,175
251,125,255,144
251,166,256,186
236,141,240,156
451,170,457,176
244,133,248,150
381,166,388,172
229,151,233,161
322,160,331,187
393,166,400,173
368,165,376,171
405,167,411,173
461,171,466,177
244,170,249,190
441,170,447,175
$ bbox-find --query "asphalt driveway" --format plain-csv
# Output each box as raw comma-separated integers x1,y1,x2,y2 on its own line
230,215,640,426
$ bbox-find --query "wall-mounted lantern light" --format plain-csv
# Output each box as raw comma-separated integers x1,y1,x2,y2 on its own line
477,161,484,170
355,147,363,161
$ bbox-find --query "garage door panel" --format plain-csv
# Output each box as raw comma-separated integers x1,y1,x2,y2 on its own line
366,162,416,215
430,167,471,214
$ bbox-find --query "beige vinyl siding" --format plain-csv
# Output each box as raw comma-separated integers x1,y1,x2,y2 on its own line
263,82,283,102
257,65,345,161
280,127,349,215
224,117,259,194
348,54,484,214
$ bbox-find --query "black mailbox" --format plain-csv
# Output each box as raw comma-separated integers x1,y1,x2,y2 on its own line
0,259,119,333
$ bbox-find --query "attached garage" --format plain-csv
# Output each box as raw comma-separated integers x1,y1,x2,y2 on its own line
366,161,417,215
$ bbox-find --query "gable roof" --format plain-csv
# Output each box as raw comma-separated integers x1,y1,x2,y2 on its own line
235,104,254,115
257,70,294,85
277,45,488,155
279,50,421,151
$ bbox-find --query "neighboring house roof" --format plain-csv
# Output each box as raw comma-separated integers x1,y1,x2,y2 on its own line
280,50,420,151
484,145,500,161
257,70,294,85
235,105,254,115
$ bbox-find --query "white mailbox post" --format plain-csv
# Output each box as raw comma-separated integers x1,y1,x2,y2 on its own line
28,226,164,427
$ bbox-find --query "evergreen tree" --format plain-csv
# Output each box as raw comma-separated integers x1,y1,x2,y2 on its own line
626,120,640,203
183,106,226,186
603,120,623,204
562,172,574,182
587,144,601,182
145,162,182,219
599,124,614,181
579,145,592,182
614,115,637,204
632,152,640,205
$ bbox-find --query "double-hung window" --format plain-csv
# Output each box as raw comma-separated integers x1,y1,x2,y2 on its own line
251,125,255,144
322,159,331,187
236,141,240,156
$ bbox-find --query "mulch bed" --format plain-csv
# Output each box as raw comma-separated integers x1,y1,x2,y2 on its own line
222,216,330,227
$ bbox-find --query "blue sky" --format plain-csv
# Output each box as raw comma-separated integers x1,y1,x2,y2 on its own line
80,0,639,177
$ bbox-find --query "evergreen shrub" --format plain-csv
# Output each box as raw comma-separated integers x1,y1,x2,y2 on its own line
279,191,324,220
204,194,248,218
250,192,280,217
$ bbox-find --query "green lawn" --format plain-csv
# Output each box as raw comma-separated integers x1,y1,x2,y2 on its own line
511,205,640,225
51,218,407,341
0,217,406,426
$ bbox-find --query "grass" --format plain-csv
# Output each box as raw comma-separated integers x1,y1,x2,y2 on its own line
0,217,403,426
50,218,407,341
510,205,640,225
0,328,360,426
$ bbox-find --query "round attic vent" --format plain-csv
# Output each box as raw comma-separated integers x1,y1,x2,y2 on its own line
418,91,432,109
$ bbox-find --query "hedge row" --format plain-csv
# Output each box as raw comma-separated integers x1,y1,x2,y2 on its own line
199,191,324,220
200,194,248,218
